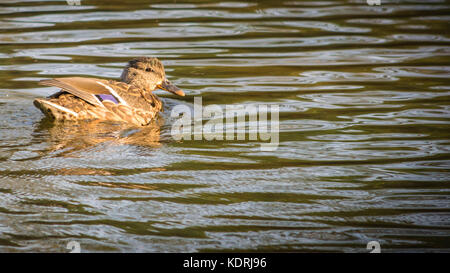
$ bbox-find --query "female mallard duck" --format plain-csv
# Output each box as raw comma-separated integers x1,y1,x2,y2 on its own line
34,57,184,126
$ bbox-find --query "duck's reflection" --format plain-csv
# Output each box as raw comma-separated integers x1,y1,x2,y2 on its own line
34,116,163,157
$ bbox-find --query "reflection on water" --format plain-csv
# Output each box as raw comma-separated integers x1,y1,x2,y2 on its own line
36,118,162,157
0,0,449,252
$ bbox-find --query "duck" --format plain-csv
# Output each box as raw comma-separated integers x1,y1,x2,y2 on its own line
34,57,185,126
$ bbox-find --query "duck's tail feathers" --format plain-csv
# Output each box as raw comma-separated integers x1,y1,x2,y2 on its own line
34,98,79,120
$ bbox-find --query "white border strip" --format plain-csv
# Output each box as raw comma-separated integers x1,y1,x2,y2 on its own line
41,100,79,117
96,81,128,106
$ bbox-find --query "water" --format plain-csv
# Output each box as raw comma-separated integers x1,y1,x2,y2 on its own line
0,0,449,252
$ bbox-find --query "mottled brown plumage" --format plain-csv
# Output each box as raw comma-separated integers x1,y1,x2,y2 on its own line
34,57,184,126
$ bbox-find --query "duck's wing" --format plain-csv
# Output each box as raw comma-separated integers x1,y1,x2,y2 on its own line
39,77,128,108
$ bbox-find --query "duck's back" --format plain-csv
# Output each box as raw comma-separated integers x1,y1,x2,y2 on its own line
34,77,162,126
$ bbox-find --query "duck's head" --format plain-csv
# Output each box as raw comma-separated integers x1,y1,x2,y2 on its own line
120,57,185,96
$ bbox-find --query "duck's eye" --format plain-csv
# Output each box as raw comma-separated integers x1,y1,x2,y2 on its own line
145,68,153,72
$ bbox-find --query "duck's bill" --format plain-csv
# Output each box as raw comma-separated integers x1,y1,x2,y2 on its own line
159,79,185,96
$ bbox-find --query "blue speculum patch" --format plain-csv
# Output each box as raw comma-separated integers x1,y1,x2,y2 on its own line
96,94,119,104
